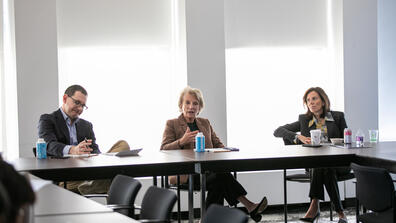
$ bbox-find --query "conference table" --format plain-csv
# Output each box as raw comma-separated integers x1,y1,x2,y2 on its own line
12,141,396,223
28,174,139,223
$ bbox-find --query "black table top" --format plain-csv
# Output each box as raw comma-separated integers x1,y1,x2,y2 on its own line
13,151,195,181
12,142,396,182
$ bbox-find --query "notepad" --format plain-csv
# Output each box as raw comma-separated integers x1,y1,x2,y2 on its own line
104,148,143,157
205,147,239,153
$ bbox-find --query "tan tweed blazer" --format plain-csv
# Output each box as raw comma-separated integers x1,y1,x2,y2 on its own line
160,114,224,184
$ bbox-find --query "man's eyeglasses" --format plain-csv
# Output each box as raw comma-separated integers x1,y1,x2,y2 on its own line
68,96,88,110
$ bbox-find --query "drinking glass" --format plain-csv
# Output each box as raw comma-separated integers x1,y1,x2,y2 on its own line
368,129,379,143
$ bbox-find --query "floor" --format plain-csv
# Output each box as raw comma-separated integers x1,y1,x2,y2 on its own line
180,205,356,223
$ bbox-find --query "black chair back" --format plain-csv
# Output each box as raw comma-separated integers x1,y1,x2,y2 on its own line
351,163,395,212
202,204,248,223
140,186,177,221
0,182,11,223
107,175,142,216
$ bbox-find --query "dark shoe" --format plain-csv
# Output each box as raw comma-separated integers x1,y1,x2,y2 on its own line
249,197,267,222
299,212,320,222
250,196,268,216
250,212,262,222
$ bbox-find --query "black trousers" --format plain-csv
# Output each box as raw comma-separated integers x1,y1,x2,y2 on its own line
309,167,351,212
191,172,247,208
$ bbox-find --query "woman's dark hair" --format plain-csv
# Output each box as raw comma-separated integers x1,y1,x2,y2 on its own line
303,87,331,119
0,159,35,223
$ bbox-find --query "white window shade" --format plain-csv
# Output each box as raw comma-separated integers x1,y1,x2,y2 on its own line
225,0,344,149
225,0,328,48
57,0,186,152
57,0,172,47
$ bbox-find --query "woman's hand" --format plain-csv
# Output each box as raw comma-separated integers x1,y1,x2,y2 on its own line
297,135,311,144
179,128,199,146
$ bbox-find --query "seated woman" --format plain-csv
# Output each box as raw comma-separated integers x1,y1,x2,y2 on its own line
274,87,349,223
161,86,267,222
0,156,35,223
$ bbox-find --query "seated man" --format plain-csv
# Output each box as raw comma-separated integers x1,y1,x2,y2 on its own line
38,85,130,194
38,84,99,158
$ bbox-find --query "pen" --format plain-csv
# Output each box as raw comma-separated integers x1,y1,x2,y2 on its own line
84,137,89,151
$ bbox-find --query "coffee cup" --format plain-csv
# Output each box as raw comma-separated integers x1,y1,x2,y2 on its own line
310,129,321,145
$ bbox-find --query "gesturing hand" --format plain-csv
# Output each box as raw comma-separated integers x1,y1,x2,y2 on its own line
69,139,93,155
179,128,199,146
297,135,311,144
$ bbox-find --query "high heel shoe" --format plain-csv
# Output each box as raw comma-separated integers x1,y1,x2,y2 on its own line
250,196,268,216
299,212,320,222
249,196,267,222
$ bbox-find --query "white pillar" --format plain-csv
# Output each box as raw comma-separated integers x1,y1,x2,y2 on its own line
185,0,227,144
343,0,378,136
14,0,59,157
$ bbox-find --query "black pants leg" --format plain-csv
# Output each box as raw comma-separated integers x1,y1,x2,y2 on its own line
193,172,247,208
309,167,348,213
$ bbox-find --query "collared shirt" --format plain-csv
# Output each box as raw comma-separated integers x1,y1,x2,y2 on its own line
60,108,80,155
308,112,335,143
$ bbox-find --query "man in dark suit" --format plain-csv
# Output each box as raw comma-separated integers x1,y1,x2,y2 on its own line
38,84,100,157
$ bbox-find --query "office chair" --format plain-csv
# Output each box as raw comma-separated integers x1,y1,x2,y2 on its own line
163,172,238,223
0,182,11,223
351,163,396,223
84,174,142,217
138,186,177,223
282,138,354,222
201,204,248,223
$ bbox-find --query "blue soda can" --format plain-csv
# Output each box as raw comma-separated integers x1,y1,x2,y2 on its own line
195,132,205,152
36,138,47,159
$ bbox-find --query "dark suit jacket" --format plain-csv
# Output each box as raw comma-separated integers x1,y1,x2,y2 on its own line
161,114,224,150
38,109,100,157
273,111,347,144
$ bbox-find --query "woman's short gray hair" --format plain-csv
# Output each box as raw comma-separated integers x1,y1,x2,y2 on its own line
178,86,205,114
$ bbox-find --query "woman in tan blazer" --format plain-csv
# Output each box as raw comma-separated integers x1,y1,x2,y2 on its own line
161,86,267,222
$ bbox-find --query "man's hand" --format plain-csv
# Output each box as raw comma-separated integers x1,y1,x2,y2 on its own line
179,128,199,146
69,139,93,155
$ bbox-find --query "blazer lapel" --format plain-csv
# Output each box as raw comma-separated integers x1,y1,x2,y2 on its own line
177,114,188,137
55,109,71,144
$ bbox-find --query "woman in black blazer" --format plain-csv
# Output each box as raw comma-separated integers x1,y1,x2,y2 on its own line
274,87,349,223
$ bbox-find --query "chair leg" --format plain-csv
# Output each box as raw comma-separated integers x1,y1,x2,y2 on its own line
188,175,194,223
283,169,288,223
153,176,157,186
233,172,238,208
356,198,360,223
177,175,181,223
330,202,333,221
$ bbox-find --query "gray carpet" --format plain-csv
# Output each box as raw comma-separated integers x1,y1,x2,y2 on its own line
182,206,356,223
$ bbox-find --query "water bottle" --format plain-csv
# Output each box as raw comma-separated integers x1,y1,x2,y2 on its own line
195,132,205,152
344,128,352,144
356,129,364,147
36,138,47,159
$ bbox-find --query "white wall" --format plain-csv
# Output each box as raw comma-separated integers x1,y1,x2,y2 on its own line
378,0,396,141
14,0,59,157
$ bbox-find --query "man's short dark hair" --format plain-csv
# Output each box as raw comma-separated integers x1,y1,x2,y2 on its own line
64,85,88,97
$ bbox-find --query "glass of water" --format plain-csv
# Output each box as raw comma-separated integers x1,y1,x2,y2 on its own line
368,130,379,143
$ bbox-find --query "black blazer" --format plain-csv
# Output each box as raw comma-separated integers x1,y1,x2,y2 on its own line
273,111,347,144
38,109,100,157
